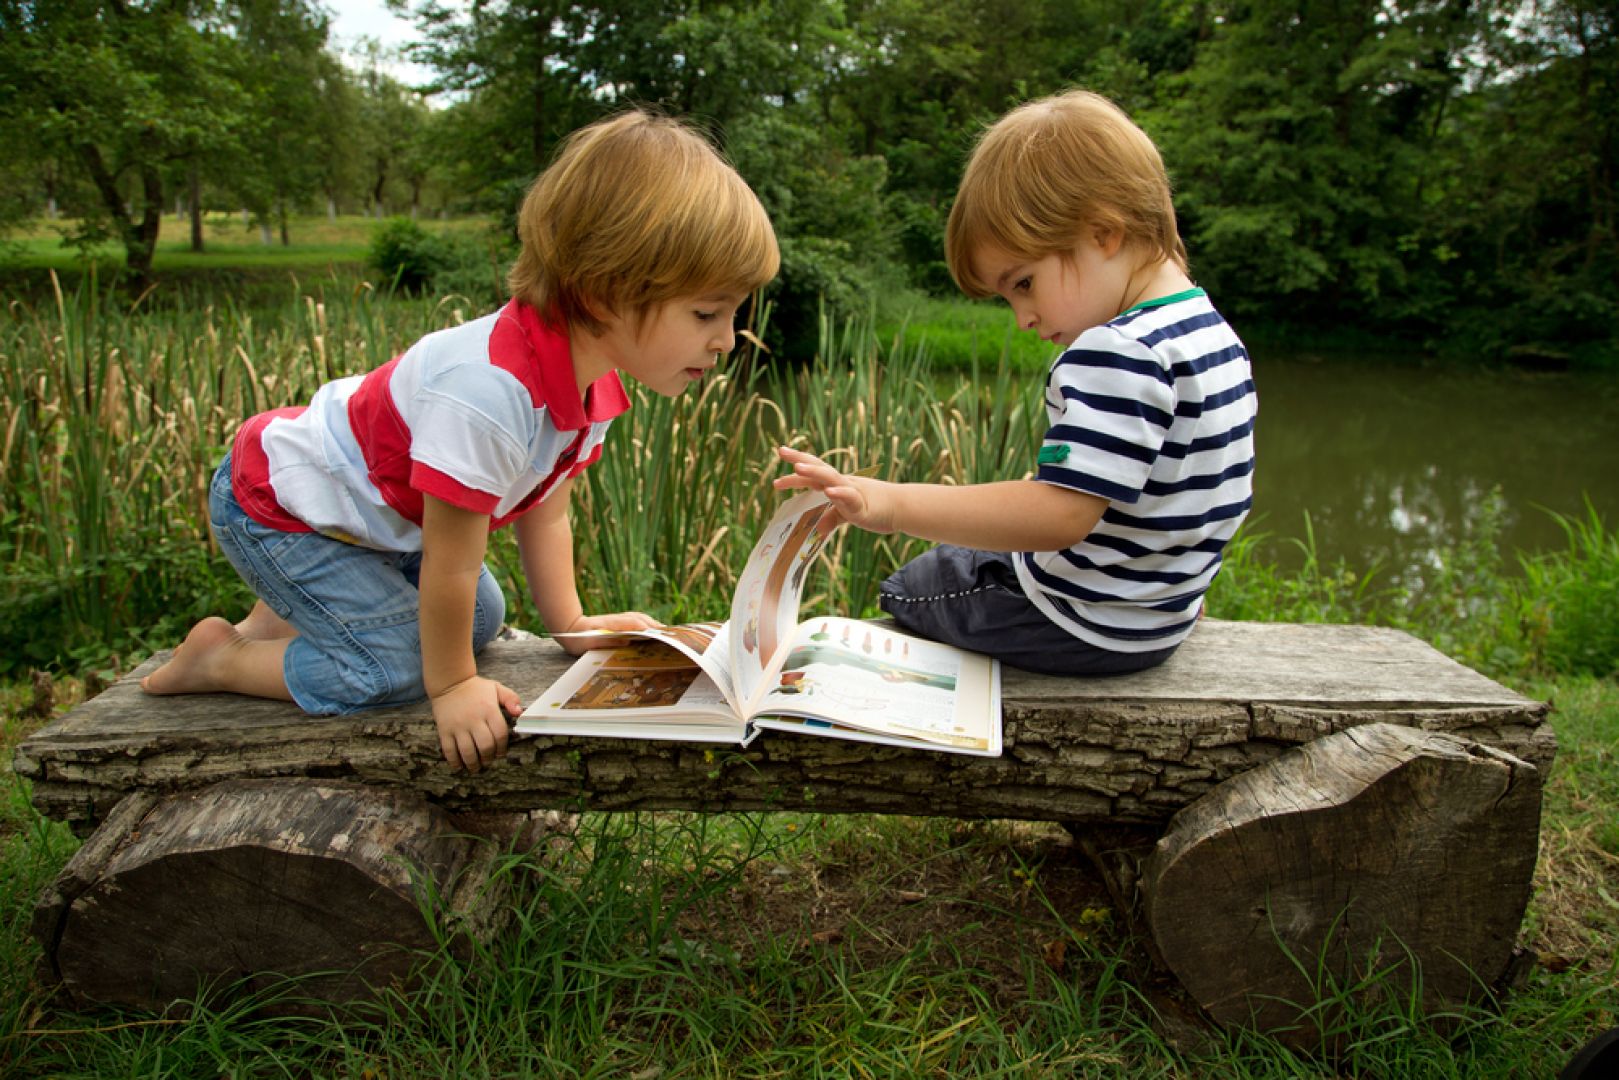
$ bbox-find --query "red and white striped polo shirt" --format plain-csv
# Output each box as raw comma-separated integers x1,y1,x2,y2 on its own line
231,299,630,551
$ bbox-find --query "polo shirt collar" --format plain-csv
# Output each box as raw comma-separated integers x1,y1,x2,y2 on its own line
509,299,631,429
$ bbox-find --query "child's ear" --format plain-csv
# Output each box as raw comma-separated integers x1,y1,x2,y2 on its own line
1094,225,1126,259
579,294,624,333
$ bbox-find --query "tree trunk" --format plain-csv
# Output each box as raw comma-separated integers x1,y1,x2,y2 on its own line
1144,723,1541,1050
33,779,537,1014
188,165,203,253
77,142,161,292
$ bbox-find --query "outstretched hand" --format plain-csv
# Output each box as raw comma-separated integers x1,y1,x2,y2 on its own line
773,446,897,534
556,610,664,656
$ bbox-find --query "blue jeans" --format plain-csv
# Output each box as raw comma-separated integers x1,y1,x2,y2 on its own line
208,454,506,714
878,545,1178,677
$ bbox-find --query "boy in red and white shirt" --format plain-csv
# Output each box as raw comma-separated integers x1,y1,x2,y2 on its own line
144,111,779,773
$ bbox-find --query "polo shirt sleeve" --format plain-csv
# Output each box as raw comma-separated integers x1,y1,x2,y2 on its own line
408,362,534,515
1034,325,1176,506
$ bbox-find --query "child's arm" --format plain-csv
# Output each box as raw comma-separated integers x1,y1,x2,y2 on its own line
774,446,1107,552
420,494,521,772
513,477,662,656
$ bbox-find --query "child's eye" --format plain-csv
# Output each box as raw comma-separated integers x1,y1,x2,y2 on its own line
695,310,716,321
1013,277,1032,293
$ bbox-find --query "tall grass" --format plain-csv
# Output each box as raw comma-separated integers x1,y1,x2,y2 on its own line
6,277,1618,681
0,274,490,673
1206,491,1619,681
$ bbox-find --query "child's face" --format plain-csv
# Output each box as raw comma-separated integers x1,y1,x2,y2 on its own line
974,230,1134,349
603,291,746,397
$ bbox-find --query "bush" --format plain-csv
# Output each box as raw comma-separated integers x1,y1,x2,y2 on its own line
367,217,450,295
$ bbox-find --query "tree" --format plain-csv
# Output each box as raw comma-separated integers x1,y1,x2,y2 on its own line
0,0,251,287
394,0,592,189
221,0,348,245
352,59,435,217
1154,0,1493,325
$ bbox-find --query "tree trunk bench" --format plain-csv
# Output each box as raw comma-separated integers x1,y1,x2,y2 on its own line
15,619,1553,1043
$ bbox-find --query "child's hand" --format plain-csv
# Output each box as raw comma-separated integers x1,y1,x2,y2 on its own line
773,446,897,533
557,611,663,656
431,675,520,772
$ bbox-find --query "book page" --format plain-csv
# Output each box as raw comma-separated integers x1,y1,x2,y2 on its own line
727,492,837,710
551,621,739,712
749,617,1002,756
515,639,744,743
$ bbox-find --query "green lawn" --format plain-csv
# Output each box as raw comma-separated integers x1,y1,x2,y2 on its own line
3,213,482,273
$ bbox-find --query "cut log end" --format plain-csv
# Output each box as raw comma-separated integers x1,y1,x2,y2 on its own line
35,780,524,1014
1143,723,1542,1049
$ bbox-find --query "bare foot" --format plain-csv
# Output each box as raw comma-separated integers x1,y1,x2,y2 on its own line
141,617,243,695
236,601,297,641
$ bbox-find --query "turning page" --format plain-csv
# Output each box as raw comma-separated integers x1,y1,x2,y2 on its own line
726,491,838,709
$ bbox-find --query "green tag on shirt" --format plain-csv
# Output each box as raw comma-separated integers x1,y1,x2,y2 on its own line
1038,445,1069,464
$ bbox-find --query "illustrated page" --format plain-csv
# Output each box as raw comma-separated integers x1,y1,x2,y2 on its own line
727,492,837,710
517,639,740,740
750,617,1001,754
551,621,739,713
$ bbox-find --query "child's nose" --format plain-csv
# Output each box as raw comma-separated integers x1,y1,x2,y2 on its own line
713,324,736,353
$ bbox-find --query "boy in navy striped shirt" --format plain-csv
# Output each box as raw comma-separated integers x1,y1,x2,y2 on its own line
777,90,1255,676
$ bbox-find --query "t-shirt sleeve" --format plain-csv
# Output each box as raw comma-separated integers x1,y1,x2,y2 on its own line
1034,325,1176,505
407,363,534,515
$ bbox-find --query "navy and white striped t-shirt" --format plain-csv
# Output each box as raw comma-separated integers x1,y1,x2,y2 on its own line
1015,287,1255,652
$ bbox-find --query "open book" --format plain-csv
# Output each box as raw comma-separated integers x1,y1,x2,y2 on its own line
516,492,1002,756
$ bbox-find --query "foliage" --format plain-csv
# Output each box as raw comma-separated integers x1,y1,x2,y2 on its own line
366,216,449,294
3,0,1614,361
1207,489,1619,684
0,0,253,284
1519,502,1619,678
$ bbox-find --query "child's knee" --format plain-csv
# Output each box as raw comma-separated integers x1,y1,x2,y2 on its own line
286,635,422,714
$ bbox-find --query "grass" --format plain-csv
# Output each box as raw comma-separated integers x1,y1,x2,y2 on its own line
876,292,1059,375
1,270,1616,1075
4,213,482,272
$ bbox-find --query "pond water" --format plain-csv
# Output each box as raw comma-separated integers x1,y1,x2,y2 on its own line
1247,349,1619,589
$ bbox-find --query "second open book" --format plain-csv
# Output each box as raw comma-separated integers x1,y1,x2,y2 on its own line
516,492,1002,756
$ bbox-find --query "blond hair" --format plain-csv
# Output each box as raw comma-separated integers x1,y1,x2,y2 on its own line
508,110,780,332
945,90,1186,297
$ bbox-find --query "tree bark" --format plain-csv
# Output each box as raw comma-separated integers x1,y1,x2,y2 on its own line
33,779,531,1014
15,621,1554,833
1143,723,1541,1049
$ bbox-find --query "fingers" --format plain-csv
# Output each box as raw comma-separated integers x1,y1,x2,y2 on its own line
446,718,507,773
774,459,843,493
436,680,516,772
498,682,522,716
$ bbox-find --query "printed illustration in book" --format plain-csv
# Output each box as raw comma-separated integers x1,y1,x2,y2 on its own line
516,492,1002,756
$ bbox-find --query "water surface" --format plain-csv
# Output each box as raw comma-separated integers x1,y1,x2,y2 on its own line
1248,350,1619,588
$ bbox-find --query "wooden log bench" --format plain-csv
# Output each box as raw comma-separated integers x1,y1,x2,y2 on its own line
15,619,1553,1043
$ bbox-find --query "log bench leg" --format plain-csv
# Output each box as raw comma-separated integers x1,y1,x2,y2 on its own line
1142,722,1543,1050
31,779,543,1014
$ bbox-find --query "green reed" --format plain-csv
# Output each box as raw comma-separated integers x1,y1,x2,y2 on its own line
0,273,468,671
